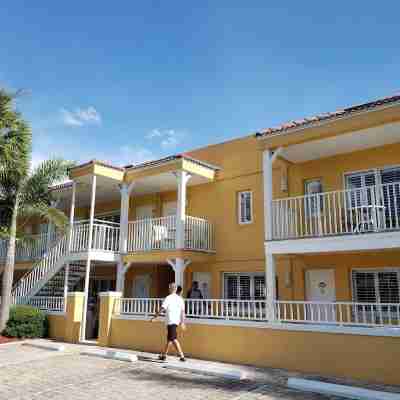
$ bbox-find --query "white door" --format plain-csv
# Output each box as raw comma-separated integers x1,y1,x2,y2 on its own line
192,272,211,298
132,275,151,298
305,269,336,322
136,205,154,220
306,269,336,302
162,202,177,217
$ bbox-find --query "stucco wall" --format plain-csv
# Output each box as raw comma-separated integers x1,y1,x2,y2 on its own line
47,314,66,341
275,250,400,301
109,317,400,386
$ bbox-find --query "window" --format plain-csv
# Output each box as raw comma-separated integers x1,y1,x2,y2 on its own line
304,179,323,216
223,273,265,300
345,167,400,226
352,269,400,304
238,191,253,224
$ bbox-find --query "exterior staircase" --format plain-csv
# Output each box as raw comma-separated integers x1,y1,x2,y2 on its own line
12,234,70,304
10,221,120,306
36,263,86,297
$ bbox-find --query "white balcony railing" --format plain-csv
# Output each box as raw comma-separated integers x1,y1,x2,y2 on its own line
28,296,65,313
116,298,268,321
275,300,400,327
0,231,59,263
0,220,121,263
272,182,400,240
127,215,215,253
115,298,400,328
70,219,120,253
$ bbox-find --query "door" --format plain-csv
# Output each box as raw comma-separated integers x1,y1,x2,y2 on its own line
305,269,336,322
132,275,151,298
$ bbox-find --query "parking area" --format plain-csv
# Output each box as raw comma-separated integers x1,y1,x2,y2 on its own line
0,342,364,400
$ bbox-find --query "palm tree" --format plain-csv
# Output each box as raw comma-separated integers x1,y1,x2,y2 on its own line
0,90,73,330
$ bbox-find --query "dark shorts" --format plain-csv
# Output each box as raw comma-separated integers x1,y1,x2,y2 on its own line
167,324,178,341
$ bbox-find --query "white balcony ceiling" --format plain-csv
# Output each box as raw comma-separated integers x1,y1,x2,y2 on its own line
281,121,400,163
55,170,210,210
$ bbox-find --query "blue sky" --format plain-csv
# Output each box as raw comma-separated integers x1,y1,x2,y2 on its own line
1,2,399,167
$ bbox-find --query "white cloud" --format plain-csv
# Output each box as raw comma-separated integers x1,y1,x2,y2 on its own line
146,128,185,149
110,145,156,167
60,106,102,127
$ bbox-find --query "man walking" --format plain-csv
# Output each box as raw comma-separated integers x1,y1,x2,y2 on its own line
151,283,186,361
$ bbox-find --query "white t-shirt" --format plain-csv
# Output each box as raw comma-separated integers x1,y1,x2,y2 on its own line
162,293,185,326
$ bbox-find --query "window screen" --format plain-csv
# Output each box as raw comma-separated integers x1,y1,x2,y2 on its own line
238,191,253,224
352,270,400,303
224,273,265,300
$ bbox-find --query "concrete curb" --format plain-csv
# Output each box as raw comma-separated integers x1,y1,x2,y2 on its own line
80,349,138,362
162,361,249,381
24,342,65,352
287,378,400,400
0,340,27,347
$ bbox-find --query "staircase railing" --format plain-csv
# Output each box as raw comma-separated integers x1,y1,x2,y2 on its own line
11,221,121,304
12,234,69,302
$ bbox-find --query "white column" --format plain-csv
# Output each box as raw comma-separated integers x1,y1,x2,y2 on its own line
265,250,276,322
175,171,191,249
116,261,127,293
119,184,129,254
64,181,76,312
263,150,273,241
81,175,96,341
167,257,191,287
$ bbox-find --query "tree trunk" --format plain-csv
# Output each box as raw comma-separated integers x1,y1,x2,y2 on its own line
0,200,19,331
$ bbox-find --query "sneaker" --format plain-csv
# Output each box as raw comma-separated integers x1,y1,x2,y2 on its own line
179,356,186,362
158,354,166,361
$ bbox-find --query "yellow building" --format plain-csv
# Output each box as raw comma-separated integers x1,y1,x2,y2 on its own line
4,134,266,340
258,93,400,324
3,93,400,347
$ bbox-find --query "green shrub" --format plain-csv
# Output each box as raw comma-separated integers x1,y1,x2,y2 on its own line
2,305,49,338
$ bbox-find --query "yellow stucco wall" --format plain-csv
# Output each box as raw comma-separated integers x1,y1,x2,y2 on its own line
47,314,66,341
286,142,400,197
109,318,400,386
276,250,400,302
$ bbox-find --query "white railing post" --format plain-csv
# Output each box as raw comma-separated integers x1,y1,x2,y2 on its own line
266,251,276,322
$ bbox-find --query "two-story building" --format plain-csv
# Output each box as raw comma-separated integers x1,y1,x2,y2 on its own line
259,93,400,326
4,135,266,340
2,93,400,358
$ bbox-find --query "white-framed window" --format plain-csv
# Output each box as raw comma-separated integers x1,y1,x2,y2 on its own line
223,273,265,300
304,179,323,216
352,268,400,304
345,167,400,221
238,191,253,224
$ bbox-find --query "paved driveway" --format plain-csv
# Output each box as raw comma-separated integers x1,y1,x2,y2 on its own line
0,342,345,399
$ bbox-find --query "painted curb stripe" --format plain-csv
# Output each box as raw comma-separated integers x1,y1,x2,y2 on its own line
287,378,400,400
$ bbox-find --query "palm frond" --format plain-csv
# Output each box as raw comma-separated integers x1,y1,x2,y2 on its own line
22,158,74,206
20,202,68,232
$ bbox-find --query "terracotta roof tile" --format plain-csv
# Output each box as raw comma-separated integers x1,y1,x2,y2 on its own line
256,93,400,138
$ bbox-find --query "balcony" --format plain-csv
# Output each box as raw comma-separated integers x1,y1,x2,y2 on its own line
127,215,215,253
0,231,59,263
272,182,400,240
114,297,400,330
